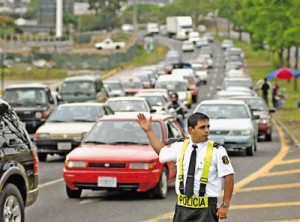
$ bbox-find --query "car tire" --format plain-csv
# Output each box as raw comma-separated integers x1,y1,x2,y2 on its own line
265,133,272,141
66,186,82,199
192,95,197,103
152,167,168,199
246,145,254,156
38,153,47,162
0,184,24,222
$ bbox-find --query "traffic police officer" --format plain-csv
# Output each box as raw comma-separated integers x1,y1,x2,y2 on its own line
137,112,234,221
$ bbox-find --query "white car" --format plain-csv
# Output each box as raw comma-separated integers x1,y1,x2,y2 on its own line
188,31,201,44
191,63,208,84
214,90,253,100
222,39,234,50
106,96,155,113
225,86,257,96
121,24,134,32
194,100,259,156
34,103,114,161
95,39,125,50
182,40,194,52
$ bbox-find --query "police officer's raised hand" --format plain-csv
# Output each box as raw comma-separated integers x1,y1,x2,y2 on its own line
137,113,152,132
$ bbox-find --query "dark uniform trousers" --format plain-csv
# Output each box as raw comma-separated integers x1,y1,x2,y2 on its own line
173,198,218,222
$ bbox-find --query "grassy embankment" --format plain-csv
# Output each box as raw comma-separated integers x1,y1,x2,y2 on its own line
226,37,300,143
2,44,167,81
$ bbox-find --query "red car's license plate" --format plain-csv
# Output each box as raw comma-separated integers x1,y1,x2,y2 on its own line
98,177,117,188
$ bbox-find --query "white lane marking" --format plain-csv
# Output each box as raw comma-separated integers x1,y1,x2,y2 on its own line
38,178,63,188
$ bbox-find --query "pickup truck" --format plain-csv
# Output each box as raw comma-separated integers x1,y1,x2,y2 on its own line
94,39,125,50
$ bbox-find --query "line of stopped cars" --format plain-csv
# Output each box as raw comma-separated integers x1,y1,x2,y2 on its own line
2,37,275,201
193,39,276,157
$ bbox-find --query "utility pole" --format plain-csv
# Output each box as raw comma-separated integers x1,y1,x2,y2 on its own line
56,0,63,39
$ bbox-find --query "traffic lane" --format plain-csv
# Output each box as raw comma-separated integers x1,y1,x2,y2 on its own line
26,136,281,222
228,120,300,222
37,155,65,184
26,179,178,222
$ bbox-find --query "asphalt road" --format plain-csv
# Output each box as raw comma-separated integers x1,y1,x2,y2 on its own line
22,36,300,222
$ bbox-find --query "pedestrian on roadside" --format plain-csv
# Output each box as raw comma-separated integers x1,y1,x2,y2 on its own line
137,112,234,221
261,78,270,106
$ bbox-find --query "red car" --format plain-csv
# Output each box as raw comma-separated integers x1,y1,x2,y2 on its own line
230,96,275,141
63,113,185,199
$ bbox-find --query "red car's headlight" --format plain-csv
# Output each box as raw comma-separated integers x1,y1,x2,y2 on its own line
129,163,156,169
65,161,87,168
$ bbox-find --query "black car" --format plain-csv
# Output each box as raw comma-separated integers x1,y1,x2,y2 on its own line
3,84,56,135
0,99,39,221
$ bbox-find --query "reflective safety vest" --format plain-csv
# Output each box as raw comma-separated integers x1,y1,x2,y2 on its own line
178,139,214,197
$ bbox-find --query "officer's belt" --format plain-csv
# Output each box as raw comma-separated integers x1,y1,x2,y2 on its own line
177,194,217,208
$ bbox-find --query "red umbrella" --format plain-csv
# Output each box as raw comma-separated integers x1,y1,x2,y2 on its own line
266,67,300,80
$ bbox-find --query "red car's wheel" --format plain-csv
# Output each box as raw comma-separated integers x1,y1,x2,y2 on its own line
152,167,168,199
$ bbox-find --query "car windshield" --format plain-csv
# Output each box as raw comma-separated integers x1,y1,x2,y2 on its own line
192,66,206,71
47,106,102,122
121,80,143,89
4,88,48,106
239,98,269,111
61,81,95,94
196,104,250,119
105,82,122,90
83,120,162,144
224,80,252,88
107,100,148,112
140,95,167,107
183,76,194,84
156,81,186,92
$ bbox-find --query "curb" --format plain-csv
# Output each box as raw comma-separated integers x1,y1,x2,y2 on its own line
273,114,300,149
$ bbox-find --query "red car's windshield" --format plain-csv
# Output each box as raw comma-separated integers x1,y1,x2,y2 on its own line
83,120,163,145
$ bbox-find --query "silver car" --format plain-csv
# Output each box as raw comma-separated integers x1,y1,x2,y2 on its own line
194,100,259,156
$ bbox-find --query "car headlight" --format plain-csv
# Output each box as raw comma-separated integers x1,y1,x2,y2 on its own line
258,118,270,124
129,163,156,169
35,111,49,119
35,112,42,119
229,130,251,136
65,161,87,168
73,132,87,141
34,133,51,140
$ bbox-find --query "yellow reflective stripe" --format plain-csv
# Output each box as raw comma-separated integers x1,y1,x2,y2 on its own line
179,139,190,182
177,194,208,208
200,140,214,184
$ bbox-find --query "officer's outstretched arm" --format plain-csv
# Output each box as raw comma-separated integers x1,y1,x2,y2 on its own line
137,113,164,154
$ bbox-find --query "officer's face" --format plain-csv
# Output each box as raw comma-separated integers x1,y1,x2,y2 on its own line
188,119,210,143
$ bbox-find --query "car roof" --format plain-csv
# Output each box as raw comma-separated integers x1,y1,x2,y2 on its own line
5,83,49,90
103,79,121,83
135,92,166,97
64,75,99,82
156,75,184,82
99,113,172,121
199,99,247,105
58,102,107,107
230,95,262,100
216,91,251,96
107,96,147,102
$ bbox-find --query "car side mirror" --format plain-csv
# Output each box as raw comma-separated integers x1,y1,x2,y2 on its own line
150,109,156,113
252,115,260,120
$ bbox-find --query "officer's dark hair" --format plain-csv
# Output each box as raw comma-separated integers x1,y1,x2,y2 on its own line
187,112,209,128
